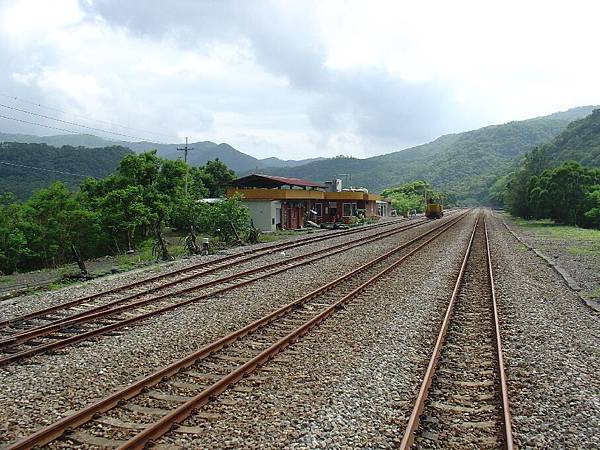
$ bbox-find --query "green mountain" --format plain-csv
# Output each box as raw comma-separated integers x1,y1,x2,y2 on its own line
0,143,133,199
528,108,600,168
258,106,597,203
500,108,600,224
0,133,322,173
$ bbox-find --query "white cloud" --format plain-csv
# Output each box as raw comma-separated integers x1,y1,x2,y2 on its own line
0,0,599,159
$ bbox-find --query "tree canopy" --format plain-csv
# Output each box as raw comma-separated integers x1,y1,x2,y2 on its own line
0,151,249,274
496,109,600,228
382,180,449,215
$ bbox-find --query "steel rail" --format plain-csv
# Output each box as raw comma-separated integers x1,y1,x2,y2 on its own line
485,217,515,449
398,215,514,449
398,216,478,449
121,214,464,450
0,220,426,346
6,212,468,450
0,216,462,367
0,217,410,329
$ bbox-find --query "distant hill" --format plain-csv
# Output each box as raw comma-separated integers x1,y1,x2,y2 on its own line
0,143,133,199
2,105,596,203
257,106,598,203
527,108,600,168
0,133,322,173
258,156,325,168
0,132,116,148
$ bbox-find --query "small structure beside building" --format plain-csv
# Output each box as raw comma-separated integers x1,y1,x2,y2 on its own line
226,173,392,232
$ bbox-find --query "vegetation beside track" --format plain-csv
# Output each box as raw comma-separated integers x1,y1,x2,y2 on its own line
506,213,600,301
510,216,600,255
0,224,327,298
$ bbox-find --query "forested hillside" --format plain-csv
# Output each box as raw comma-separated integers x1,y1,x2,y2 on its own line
0,132,322,173
499,109,600,228
258,106,597,202
523,108,600,167
0,143,133,199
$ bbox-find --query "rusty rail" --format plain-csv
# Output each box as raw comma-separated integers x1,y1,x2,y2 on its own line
0,217,411,329
398,214,514,449
0,218,438,366
485,217,514,449
6,212,468,449
0,219,425,346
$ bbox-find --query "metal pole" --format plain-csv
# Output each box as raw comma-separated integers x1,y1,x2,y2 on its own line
184,137,188,195
177,137,194,196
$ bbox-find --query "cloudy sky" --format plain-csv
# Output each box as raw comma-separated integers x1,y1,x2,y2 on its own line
0,0,599,159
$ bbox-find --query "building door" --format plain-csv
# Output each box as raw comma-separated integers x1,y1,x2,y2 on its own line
282,205,288,229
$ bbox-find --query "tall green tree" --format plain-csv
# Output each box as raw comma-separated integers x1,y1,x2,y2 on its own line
0,194,30,274
99,186,150,252
584,185,600,228
21,182,103,268
197,159,236,197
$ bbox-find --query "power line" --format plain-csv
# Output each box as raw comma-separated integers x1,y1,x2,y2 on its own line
0,160,95,179
0,113,85,135
0,103,159,142
0,92,174,141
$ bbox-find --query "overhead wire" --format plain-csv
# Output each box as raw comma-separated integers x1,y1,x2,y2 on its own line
0,92,174,142
0,103,161,142
0,160,96,179
0,113,85,135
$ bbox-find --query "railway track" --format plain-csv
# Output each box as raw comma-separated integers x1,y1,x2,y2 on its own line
0,217,410,326
0,217,438,366
399,214,513,449
5,211,469,449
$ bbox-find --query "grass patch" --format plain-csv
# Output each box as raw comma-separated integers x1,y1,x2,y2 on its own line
113,240,189,271
0,276,15,284
587,287,600,299
258,230,314,243
511,217,600,241
568,243,600,256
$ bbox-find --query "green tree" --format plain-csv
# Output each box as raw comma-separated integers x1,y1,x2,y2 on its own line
197,159,236,197
99,186,150,252
197,195,250,243
584,185,600,228
0,150,242,273
530,162,598,225
0,194,31,274
382,180,447,215
20,182,103,268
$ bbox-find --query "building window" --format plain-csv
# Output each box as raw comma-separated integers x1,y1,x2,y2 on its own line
343,203,352,217
315,203,323,217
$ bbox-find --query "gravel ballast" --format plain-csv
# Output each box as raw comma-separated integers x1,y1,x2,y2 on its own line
6,209,595,449
488,212,600,449
0,215,462,445
150,214,477,448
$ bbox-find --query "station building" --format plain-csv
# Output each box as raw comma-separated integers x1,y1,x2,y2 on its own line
226,174,391,232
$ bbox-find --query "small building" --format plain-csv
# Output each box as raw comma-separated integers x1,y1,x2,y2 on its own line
227,174,391,232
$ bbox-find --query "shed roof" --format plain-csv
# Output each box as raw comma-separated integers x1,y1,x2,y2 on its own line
230,173,324,189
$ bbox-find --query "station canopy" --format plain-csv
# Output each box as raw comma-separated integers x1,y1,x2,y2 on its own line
229,173,325,189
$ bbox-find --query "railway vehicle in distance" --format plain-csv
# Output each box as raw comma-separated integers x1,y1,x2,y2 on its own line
425,197,443,219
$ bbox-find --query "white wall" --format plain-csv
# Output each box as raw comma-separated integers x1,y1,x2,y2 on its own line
243,200,281,232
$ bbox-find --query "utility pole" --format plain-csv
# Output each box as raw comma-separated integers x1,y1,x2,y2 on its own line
177,137,194,195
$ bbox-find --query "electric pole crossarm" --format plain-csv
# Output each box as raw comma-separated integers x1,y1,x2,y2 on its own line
177,137,195,195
